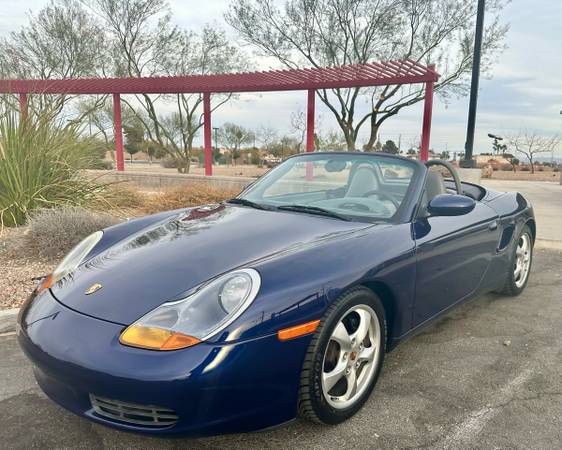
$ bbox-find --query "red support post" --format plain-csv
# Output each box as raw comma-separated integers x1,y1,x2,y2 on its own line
420,65,435,162
113,93,125,172
306,89,315,152
203,92,213,176
306,89,315,180
19,93,28,121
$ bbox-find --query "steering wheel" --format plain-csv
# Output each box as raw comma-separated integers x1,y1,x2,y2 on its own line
424,160,463,194
361,190,400,209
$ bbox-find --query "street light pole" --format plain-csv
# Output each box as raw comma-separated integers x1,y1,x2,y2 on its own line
461,0,486,168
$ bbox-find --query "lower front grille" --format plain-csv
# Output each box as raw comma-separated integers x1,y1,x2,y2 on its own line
89,394,179,427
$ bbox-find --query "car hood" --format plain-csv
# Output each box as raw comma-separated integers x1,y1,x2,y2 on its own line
51,204,371,325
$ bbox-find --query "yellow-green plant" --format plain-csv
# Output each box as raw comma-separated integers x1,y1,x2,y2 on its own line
0,112,106,227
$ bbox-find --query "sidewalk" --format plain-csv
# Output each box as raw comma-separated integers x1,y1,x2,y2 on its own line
482,179,562,244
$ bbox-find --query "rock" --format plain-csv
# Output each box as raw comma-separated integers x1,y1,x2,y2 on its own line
503,339,511,346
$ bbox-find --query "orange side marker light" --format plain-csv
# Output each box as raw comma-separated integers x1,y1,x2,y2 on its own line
278,320,320,341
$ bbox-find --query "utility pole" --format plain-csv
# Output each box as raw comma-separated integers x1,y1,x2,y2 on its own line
461,0,486,168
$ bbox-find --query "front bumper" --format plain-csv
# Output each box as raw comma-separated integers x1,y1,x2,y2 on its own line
18,290,310,436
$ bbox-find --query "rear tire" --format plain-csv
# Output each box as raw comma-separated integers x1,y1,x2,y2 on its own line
496,224,533,296
298,287,386,424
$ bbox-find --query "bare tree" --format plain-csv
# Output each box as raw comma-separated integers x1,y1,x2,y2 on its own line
219,122,255,165
0,0,106,116
509,131,560,174
290,109,307,152
257,126,278,151
227,0,508,150
84,0,247,172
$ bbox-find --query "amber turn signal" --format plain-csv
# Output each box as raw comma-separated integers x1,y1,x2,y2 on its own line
278,319,320,341
120,325,200,351
35,274,54,295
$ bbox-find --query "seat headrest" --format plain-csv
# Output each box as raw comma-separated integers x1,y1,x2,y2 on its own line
425,171,446,202
346,166,378,197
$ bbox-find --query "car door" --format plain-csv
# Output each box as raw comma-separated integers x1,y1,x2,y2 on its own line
412,196,500,327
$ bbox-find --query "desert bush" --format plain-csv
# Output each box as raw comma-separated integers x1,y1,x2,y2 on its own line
520,166,530,172
160,156,180,169
142,183,240,214
0,112,108,227
25,207,120,259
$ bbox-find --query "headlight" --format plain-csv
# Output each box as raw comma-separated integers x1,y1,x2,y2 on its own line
36,231,103,294
120,268,261,351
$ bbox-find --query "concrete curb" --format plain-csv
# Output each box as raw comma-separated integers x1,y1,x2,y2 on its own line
0,308,19,334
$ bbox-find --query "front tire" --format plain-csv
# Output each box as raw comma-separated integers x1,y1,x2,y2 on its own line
298,287,386,424
497,224,533,296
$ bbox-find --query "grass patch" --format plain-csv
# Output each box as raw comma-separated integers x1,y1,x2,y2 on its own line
142,183,240,214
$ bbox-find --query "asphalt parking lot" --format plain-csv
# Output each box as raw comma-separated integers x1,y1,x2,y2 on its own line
1,247,561,450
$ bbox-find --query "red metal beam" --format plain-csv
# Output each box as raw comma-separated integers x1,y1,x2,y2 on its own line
0,60,439,95
113,93,124,172
420,65,436,162
203,92,213,176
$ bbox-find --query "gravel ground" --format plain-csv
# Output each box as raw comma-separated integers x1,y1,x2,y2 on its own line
0,227,54,309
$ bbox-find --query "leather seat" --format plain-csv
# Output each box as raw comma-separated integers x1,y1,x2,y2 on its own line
346,166,378,197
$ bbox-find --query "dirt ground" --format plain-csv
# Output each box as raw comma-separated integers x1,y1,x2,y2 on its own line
124,162,269,178
123,161,562,183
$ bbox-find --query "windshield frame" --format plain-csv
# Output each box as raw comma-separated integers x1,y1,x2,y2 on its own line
236,152,425,224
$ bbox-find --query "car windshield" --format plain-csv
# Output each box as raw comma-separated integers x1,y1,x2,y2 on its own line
236,153,421,222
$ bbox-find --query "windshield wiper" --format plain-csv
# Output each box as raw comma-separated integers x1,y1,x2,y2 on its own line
226,198,276,211
277,204,351,221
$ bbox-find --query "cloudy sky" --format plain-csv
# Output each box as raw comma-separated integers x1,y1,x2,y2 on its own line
0,0,561,155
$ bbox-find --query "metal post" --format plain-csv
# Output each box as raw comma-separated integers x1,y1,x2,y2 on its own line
113,93,124,172
462,0,486,168
19,93,28,122
420,66,435,162
306,89,315,180
306,89,315,152
203,92,213,176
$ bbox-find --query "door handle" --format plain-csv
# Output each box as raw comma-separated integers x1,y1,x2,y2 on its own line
488,220,498,231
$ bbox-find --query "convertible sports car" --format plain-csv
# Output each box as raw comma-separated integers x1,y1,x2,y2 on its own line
18,152,535,436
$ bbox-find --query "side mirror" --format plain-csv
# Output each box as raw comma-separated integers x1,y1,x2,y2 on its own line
428,194,476,217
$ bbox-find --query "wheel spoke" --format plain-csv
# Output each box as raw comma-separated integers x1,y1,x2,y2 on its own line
331,322,352,351
352,309,371,344
514,264,522,279
342,368,357,401
322,361,347,392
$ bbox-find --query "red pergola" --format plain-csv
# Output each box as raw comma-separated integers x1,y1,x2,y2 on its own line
0,59,439,174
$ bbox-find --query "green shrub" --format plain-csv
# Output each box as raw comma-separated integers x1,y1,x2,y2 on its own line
25,207,119,260
0,113,107,227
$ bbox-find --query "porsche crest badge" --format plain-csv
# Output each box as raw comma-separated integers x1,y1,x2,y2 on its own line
85,283,103,295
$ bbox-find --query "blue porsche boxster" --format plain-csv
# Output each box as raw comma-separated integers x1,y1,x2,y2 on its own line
18,152,535,436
